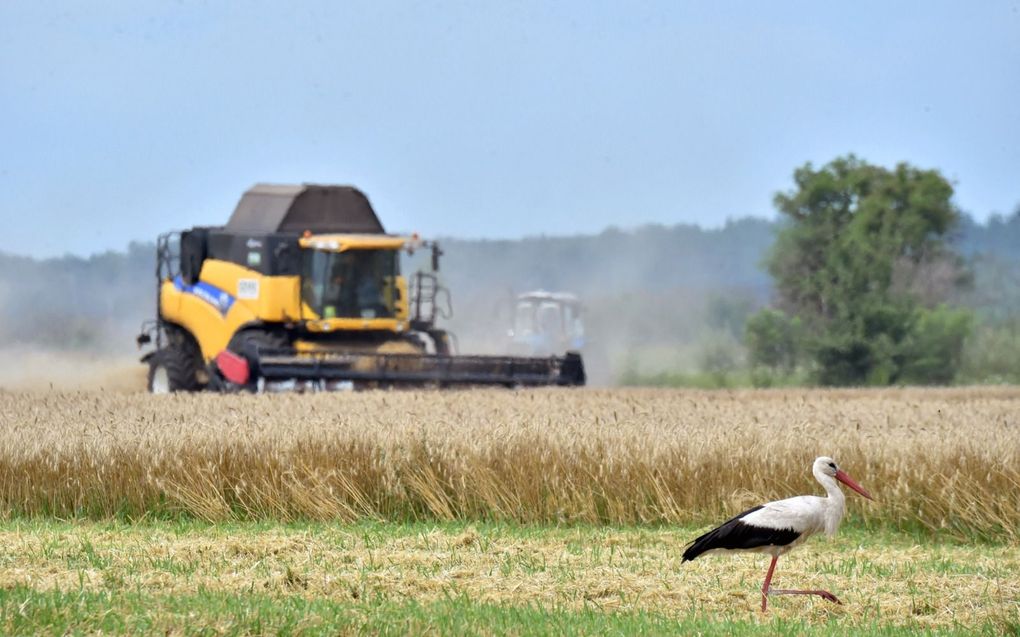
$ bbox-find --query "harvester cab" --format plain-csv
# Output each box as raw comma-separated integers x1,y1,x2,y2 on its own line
137,184,585,392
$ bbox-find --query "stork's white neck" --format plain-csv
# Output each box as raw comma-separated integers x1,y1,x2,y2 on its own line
813,465,847,536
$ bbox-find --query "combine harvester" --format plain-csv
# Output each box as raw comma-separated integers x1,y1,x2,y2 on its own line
137,184,585,393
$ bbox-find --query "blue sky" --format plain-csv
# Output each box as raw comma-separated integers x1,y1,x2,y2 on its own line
2,1,1018,257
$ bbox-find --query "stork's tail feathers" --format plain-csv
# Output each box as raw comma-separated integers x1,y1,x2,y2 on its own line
682,505,802,562
682,516,748,562
681,535,713,562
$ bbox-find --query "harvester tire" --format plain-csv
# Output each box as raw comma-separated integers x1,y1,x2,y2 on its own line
148,347,201,394
147,325,205,394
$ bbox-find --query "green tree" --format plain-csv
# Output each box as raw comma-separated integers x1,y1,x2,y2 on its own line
745,308,800,373
765,155,971,385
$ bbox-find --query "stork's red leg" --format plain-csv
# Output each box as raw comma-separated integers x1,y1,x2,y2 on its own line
761,555,779,612
768,588,842,605
761,555,842,610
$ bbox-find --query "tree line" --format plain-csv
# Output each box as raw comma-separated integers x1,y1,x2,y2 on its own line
0,159,1017,385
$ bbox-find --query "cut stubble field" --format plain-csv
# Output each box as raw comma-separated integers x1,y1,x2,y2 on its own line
0,520,1017,635
0,386,1018,634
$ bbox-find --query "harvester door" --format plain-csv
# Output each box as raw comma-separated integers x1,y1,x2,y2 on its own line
301,250,330,319
179,229,209,285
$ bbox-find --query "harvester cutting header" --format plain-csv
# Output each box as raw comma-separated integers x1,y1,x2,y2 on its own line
137,184,585,392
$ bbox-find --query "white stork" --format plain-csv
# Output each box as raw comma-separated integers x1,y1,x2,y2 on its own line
682,456,873,612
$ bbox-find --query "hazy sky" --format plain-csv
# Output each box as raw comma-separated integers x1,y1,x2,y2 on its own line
2,1,1018,257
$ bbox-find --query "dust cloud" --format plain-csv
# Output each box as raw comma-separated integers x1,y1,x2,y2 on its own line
424,221,774,385
0,348,147,393
0,245,154,392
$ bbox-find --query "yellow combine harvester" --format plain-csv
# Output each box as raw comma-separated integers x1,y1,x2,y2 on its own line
136,184,585,392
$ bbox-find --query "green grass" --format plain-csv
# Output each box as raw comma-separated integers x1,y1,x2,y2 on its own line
0,519,1016,636
0,588,1009,637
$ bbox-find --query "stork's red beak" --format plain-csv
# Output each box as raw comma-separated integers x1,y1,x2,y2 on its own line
835,469,873,500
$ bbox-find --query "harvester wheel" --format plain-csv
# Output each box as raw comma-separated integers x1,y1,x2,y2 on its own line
148,348,200,394
147,325,205,394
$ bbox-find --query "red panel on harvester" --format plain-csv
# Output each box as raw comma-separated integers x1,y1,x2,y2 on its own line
215,349,250,385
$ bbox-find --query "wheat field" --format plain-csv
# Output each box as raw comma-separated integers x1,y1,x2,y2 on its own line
0,387,1018,541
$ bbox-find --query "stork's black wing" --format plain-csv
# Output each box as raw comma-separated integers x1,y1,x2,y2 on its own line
681,505,800,561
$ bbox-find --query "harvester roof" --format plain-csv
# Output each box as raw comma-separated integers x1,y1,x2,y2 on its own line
225,184,386,235
518,290,581,305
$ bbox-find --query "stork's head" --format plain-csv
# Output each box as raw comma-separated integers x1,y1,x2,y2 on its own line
814,456,873,499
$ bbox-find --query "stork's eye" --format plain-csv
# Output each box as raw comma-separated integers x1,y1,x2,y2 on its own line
828,462,837,469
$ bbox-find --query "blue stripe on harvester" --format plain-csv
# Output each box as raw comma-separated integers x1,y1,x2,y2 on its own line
173,275,235,315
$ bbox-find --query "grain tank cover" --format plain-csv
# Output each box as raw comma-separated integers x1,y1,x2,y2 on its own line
225,184,386,235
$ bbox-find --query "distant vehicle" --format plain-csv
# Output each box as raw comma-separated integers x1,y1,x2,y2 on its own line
508,290,585,356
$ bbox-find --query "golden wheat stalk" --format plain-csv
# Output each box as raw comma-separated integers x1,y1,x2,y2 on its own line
0,388,1017,541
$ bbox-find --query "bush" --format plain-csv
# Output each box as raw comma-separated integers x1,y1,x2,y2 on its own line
898,306,973,385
